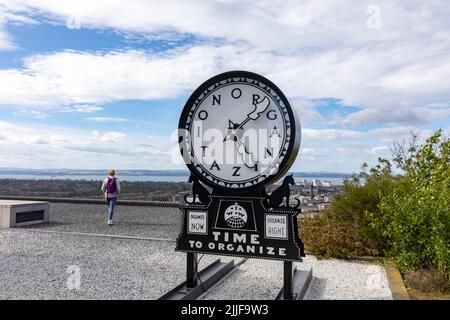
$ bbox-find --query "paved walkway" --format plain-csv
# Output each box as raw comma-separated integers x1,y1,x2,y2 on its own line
20,202,181,239
0,202,392,300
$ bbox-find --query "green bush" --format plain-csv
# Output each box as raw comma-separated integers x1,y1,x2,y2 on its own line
301,129,449,289
301,159,395,258
375,130,449,276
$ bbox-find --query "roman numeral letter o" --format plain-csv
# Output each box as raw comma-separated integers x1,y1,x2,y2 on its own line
198,110,208,120
231,88,242,99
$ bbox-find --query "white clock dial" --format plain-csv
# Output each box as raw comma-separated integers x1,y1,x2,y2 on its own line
179,71,300,190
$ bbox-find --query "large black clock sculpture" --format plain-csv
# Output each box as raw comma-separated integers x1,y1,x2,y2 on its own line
173,71,306,300
179,70,300,191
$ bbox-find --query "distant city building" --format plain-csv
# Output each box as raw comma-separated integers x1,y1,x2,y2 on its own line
322,180,332,187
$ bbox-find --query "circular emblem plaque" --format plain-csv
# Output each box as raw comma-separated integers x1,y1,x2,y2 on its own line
224,202,247,228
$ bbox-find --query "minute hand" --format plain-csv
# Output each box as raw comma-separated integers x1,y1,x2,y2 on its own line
235,96,270,131
223,96,270,142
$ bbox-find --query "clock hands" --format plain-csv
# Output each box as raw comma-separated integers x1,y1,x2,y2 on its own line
225,120,255,167
223,96,270,142
222,96,270,169
236,138,257,168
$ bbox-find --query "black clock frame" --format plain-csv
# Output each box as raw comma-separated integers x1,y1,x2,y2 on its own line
178,70,301,193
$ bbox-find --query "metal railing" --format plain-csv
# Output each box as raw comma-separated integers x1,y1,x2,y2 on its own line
0,178,342,208
0,179,190,206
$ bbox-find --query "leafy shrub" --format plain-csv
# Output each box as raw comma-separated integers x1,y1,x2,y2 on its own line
300,129,449,292
375,130,449,276
300,160,395,258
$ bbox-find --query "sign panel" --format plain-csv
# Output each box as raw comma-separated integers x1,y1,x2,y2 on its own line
265,214,288,240
187,211,207,235
176,195,304,261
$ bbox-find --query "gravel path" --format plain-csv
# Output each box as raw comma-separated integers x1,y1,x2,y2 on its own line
20,202,181,239
0,230,230,299
0,202,393,300
299,256,392,300
201,256,392,300
200,258,284,300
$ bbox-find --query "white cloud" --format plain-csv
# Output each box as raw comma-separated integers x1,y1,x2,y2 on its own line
0,46,235,108
0,14,15,50
301,126,437,144
0,1,448,127
344,105,450,128
86,117,128,123
0,29,13,50
60,105,103,113
0,119,443,171
2,0,449,50
303,128,366,140
48,134,67,143
299,147,315,155
0,121,48,147
13,108,48,119
336,145,390,157
0,120,177,169
0,5,40,50
99,132,126,142
298,147,317,160
0,43,448,128
0,0,449,172
369,146,390,155
1,11,38,25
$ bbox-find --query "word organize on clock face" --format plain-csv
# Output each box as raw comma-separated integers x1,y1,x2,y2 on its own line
179,71,300,190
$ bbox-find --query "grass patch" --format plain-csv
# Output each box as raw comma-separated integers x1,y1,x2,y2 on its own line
404,268,450,295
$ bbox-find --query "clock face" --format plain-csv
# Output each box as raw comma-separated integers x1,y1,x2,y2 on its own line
179,71,300,190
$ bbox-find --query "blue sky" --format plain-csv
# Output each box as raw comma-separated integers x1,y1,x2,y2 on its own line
0,1,449,173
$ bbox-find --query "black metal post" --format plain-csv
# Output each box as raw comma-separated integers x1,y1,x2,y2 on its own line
186,252,198,288
283,261,293,300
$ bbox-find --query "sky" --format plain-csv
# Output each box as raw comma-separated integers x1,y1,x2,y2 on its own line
0,0,449,173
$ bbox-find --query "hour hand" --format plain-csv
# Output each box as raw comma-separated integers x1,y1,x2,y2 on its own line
223,119,238,141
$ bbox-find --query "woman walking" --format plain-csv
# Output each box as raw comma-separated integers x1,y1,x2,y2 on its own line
101,169,121,225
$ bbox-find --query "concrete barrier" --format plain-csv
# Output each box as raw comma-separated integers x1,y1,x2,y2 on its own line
0,200,49,228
